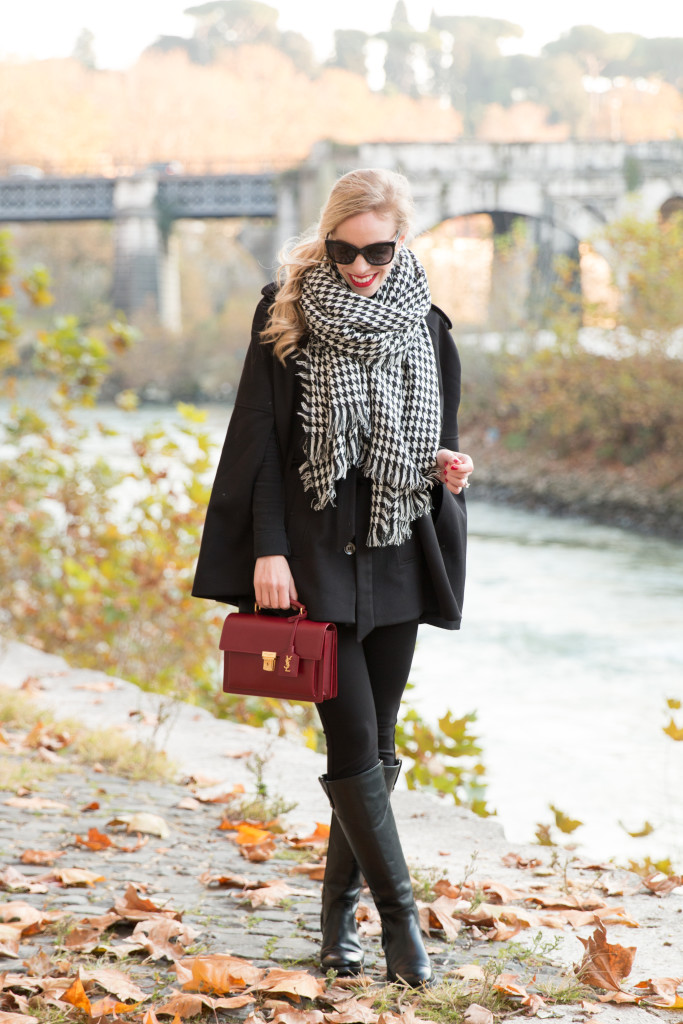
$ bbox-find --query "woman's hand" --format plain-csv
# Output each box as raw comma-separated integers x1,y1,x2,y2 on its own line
436,449,474,495
254,555,298,610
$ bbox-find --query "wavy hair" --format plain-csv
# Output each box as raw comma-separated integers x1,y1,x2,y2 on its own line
262,167,415,363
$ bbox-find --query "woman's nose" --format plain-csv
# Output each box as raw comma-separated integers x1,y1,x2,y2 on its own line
350,253,372,273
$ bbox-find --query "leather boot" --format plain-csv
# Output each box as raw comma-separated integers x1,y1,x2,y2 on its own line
319,762,401,975
319,761,432,987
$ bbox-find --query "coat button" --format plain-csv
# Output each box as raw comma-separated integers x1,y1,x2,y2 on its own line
344,542,356,555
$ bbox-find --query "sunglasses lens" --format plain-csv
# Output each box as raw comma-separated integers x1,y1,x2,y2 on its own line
326,241,357,264
364,244,394,265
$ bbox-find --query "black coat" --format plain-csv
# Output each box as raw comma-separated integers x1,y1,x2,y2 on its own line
192,285,467,633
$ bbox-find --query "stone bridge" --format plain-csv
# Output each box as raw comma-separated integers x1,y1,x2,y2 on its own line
1,140,682,330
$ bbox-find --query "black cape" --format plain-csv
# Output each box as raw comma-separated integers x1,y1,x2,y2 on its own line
192,285,467,632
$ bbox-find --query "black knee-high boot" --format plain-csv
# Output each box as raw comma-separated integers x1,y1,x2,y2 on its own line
319,761,432,987
320,762,401,975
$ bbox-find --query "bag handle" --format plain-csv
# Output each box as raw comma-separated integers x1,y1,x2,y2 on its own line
254,600,308,621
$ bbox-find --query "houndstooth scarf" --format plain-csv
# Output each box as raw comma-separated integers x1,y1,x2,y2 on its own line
297,245,442,547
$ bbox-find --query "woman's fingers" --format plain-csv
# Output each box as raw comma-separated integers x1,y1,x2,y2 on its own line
254,555,297,609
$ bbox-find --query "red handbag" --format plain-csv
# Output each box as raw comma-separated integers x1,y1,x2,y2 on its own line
219,602,338,703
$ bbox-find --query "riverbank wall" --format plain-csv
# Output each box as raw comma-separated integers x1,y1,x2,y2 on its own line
463,429,683,541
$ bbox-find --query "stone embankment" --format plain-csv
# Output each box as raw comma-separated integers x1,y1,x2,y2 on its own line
463,431,683,541
1,639,682,1024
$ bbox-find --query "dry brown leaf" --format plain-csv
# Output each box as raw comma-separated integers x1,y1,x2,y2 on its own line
115,834,149,853
0,868,48,894
3,796,68,810
237,880,310,908
107,812,170,837
272,1011,326,1024
289,863,326,881
633,977,683,1008
20,849,65,866
356,901,381,937
231,823,277,845
114,883,182,922
178,953,263,993
480,879,526,903
462,1005,494,1024
81,967,148,1002
199,870,255,888
176,797,201,811
128,918,200,960
256,968,326,1002
60,976,92,1014
485,921,522,942
596,991,639,1004
75,828,112,851
501,853,542,869
420,897,461,940
526,888,607,911
156,989,254,1017
643,873,683,896
0,924,21,957
241,839,277,862
286,823,330,849
575,921,636,992
89,996,145,1016
432,878,461,899
0,1013,39,1024
493,972,529,999
50,867,105,887
325,996,379,1023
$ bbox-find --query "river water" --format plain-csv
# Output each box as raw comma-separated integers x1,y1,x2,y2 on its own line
13,401,683,866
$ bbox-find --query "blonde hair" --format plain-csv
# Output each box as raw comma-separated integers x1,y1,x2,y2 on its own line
262,168,415,363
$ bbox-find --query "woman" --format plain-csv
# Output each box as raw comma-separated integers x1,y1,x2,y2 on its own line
193,168,473,987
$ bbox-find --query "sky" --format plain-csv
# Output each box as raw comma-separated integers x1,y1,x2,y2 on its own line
2,0,683,68
3,1,683,68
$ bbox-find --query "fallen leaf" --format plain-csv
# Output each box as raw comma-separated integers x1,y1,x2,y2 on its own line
575,922,636,992
633,977,683,1008
114,883,182,922
0,923,21,957
178,953,263,993
177,797,201,811
20,849,65,865
663,718,683,741
272,1011,326,1024
419,896,461,940
107,812,170,837
80,801,101,812
81,967,149,1002
3,796,68,810
50,867,105,887
75,828,113,851
462,1005,493,1024
237,880,310,908
643,872,683,895
199,870,255,888
124,918,200,961
0,867,48,893
452,965,486,983
356,901,382,937
241,839,277,862
156,990,254,1017
255,969,326,1001
325,996,379,1023
0,1014,39,1024
286,823,330,849
288,863,326,881
61,976,91,1014
493,972,529,999
501,853,542,869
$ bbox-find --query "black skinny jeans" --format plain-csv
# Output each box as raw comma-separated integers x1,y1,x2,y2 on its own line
316,620,419,780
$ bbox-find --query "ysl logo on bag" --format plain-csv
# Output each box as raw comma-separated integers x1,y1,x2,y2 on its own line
284,655,293,673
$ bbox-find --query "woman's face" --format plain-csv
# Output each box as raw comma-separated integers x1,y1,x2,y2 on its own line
329,210,405,297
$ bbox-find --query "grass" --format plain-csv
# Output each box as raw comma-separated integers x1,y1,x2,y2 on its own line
0,685,176,785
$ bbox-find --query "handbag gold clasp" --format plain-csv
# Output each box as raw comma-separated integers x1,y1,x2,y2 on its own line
262,651,277,672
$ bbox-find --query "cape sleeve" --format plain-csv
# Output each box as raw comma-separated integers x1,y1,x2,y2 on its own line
191,292,283,604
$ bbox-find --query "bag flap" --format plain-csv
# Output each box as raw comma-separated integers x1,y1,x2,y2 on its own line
220,613,333,659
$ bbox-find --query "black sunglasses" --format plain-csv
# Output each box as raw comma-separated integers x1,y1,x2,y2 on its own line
325,231,400,266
